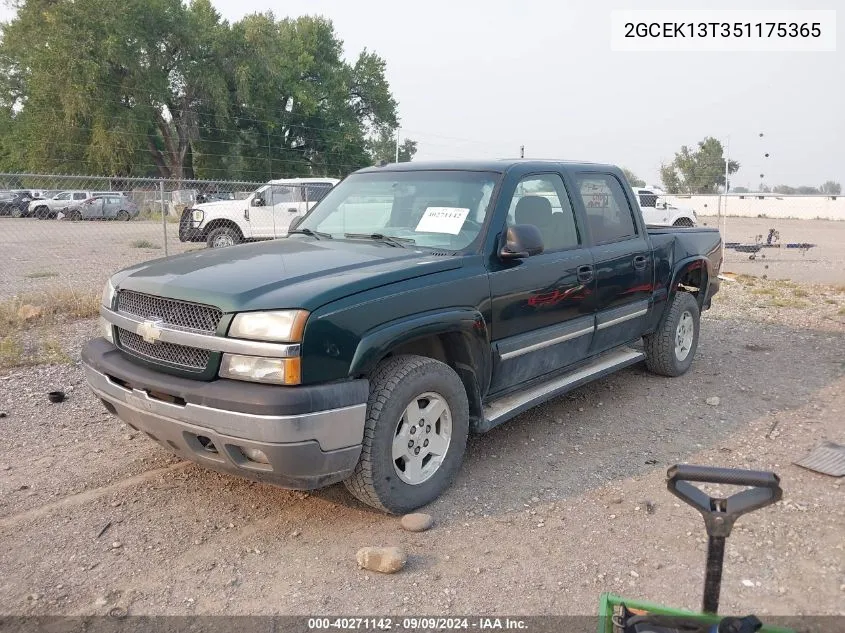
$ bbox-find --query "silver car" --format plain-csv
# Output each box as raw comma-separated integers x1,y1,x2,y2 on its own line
65,194,139,221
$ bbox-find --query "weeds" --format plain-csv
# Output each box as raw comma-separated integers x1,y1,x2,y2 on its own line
129,239,161,249
0,289,99,339
768,298,810,309
751,287,777,296
24,271,58,279
0,336,25,367
793,288,809,298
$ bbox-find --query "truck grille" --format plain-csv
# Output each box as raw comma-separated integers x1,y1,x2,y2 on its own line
116,329,210,371
117,290,221,332
115,290,222,372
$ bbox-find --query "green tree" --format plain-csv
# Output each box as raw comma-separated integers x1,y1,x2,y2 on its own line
368,128,417,164
659,137,739,194
0,3,400,180
620,167,645,187
820,180,841,195
773,185,797,194
732,186,750,193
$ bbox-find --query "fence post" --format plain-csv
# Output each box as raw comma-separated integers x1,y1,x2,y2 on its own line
159,180,168,256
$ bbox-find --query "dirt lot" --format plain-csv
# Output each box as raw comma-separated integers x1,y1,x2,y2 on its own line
700,216,845,286
1,272,844,617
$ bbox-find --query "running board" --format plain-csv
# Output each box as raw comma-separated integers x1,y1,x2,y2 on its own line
479,347,645,432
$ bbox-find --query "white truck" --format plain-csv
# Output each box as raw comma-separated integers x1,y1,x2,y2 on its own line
631,187,697,227
179,177,340,248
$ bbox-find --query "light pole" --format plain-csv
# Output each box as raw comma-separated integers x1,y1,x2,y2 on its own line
395,127,400,163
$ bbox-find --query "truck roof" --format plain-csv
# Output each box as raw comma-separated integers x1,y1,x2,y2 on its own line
355,158,612,174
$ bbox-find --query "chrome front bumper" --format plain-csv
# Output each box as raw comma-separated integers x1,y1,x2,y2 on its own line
82,341,367,489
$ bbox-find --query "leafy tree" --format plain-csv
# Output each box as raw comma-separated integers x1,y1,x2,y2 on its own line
796,186,820,195
621,167,645,187
732,186,750,193
0,2,400,180
660,137,739,194
368,128,418,164
820,180,842,195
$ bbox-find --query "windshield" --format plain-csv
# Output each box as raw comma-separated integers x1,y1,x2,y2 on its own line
296,170,499,251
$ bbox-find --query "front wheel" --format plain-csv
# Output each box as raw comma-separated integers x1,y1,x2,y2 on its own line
643,291,700,377
116,210,130,221
344,355,469,514
206,226,241,248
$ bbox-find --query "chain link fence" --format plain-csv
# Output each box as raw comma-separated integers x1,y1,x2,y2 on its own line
0,173,343,301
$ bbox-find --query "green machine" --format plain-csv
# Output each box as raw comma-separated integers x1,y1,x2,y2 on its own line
598,465,793,633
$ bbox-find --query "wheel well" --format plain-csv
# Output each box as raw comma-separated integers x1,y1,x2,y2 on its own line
675,263,707,308
204,219,243,238
379,333,483,430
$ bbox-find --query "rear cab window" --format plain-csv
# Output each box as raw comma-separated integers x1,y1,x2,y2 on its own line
573,173,639,244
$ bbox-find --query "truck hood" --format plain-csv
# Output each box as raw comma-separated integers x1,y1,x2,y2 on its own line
193,199,244,213
113,238,463,314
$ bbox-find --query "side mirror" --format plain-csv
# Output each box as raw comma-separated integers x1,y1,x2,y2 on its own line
251,197,265,207
499,224,544,260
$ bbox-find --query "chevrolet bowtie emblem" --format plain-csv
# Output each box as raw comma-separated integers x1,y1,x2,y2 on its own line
137,318,164,344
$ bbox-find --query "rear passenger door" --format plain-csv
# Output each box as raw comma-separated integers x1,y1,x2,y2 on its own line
572,173,654,354
487,173,595,394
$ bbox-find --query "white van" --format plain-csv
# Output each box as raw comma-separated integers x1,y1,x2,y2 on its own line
179,177,340,248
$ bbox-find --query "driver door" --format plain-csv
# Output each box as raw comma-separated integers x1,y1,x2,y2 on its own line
269,185,302,237
247,186,276,238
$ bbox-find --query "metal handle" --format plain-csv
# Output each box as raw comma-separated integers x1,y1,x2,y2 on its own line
667,465,782,614
288,207,298,213
577,265,593,282
633,255,647,270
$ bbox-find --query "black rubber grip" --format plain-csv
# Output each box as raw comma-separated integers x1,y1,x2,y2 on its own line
667,464,780,489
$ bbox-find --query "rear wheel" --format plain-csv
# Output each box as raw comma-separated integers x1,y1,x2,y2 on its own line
206,226,242,248
67,209,82,221
673,217,695,227
11,207,23,218
344,355,469,514
643,291,700,377
35,206,49,220
116,210,130,221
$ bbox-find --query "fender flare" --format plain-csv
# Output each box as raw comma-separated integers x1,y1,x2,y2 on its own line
348,307,492,396
668,256,711,309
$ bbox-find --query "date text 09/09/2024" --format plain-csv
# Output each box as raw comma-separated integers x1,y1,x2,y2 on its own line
307,618,528,631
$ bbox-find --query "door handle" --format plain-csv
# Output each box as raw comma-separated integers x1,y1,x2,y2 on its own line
244,209,249,221
577,265,593,282
288,208,298,213
633,255,647,270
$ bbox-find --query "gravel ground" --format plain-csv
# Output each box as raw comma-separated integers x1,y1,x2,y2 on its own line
0,277,843,617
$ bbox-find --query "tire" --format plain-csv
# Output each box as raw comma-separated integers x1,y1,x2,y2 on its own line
35,206,49,220
344,354,469,514
67,209,82,222
643,291,700,377
673,217,695,227
116,210,130,221
11,207,22,218
206,226,241,248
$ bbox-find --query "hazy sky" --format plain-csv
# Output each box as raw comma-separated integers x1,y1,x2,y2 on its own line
2,0,842,187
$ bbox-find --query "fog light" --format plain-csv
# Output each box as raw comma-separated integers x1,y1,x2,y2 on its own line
242,447,270,464
100,316,114,343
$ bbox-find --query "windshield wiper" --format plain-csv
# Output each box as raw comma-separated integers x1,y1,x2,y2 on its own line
343,233,415,248
289,228,332,240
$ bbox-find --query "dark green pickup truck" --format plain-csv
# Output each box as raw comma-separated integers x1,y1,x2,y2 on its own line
83,160,722,513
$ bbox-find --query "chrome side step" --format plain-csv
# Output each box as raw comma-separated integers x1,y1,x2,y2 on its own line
480,347,645,431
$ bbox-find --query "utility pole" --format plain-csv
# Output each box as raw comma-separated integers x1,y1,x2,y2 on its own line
395,128,400,163
520,145,525,159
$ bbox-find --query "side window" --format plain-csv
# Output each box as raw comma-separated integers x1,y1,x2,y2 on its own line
304,184,332,202
638,190,657,208
269,185,297,204
507,174,580,252
73,192,87,200
574,174,638,244
56,192,71,200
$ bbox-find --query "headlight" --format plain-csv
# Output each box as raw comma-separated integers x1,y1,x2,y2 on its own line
228,310,308,342
191,209,204,222
219,354,301,385
102,279,115,309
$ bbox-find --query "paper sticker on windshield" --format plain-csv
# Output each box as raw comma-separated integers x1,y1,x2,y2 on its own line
415,207,470,235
